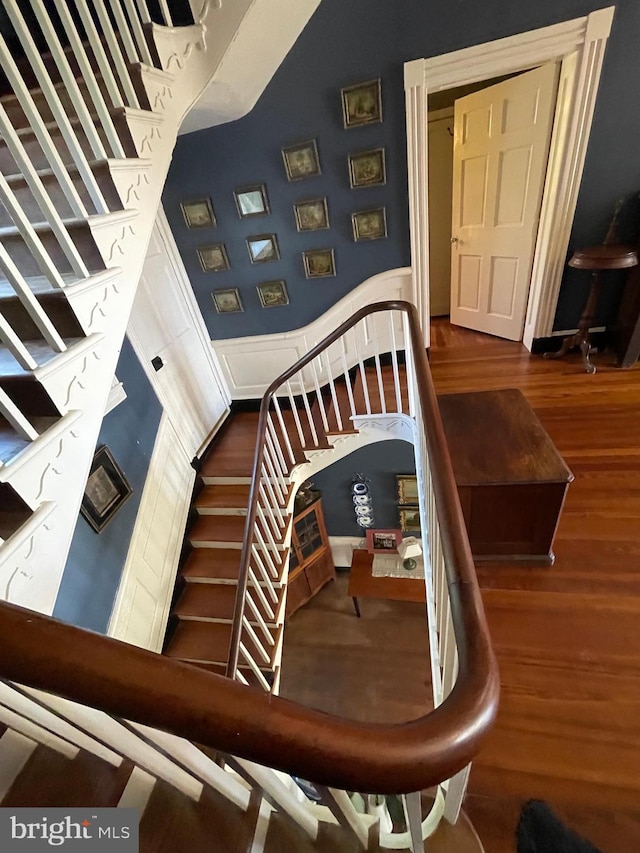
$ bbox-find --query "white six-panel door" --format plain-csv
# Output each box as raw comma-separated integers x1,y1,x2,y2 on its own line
450,62,559,340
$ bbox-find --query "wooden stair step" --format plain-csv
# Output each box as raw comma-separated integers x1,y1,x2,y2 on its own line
0,414,59,464
165,621,278,669
0,291,85,341
264,810,373,853
181,549,243,583
195,483,251,512
200,412,261,479
189,514,248,546
191,662,273,690
139,776,259,853
2,745,134,808
174,583,278,625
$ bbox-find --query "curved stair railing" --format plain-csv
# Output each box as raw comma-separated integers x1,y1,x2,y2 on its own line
0,301,498,850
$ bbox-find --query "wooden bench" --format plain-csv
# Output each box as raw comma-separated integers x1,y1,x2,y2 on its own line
437,388,573,565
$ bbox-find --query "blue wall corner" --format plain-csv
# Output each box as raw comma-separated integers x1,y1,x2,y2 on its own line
53,338,163,634
163,0,640,341
311,440,416,541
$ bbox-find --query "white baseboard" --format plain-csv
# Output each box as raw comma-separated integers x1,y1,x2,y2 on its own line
108,414,195,651
329,536,365,569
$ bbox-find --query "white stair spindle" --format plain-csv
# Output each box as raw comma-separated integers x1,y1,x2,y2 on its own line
90,0,141,108
0,703,78,758
264,429,288,502
272,395,297,466
297,375,319,447
370,315,386,414
0,315,38,370
250,548,279,601
0,243,68,351
324,346,344,432
254,529,279,580
248,568,276,618
238,644,271,691
52,0,125,156
133,0,152,25
244,596,275,646
0,33,86,218
260,463,285,527
107,0,142,64
72,0,125,109
0,388,39,442
389,311,403,414
402,791,425,853
310,358,330,433
261,445,285,506
340,335,357,421
266,414,289,482
157,0,174,26
286,381,306,449
0,104,91,278
403,312,417,417
3,0,109,214
256,505,280,555
28,0,108,161
258,484,282,541
317,787,368,850
356,322,372,415
121,0,154,66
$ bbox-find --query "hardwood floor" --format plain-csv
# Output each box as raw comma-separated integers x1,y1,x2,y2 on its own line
281,320,640,853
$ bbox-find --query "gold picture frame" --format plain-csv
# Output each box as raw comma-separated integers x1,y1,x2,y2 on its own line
396,475,418,505
212,288,243,313
348,148,386,189
234,184,269,218
399,507,421,534
294,197,329,231
282,139,321,181
257,280,289,308
180,197,216,228
302,248,335,279
341,78,382,128
246,234,280,264
197,243,230,272
352,207,387,241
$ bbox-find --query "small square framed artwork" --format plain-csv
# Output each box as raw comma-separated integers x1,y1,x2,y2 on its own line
294,197,329,232
352,207,387,241
212,288,243,313
282,139,321,181
81,445,132,533
366,528,402,555
257,280,289,308
234,184,269,218
399,507,421,534
180,197,216,228
348,147,386,188
302,248,335,279
341,78,382,129
247,234,280,264
197,243,230,272
397,475,418,505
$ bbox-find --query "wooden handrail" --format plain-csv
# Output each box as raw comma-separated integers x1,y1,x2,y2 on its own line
0,301,499,795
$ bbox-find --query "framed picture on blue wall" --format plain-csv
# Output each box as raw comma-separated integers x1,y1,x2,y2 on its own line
294,197,329,231
352,207,387,241
247,234,280,264
212,288,243,313
81,445,132,533
303,248,335,279
257,280,289,308
348,148,386,188
341,79,382,129
197,243,230,272
234,184,269,218
282,139,321,181
180,197,216,228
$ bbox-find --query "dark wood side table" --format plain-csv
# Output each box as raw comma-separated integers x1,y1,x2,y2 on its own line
545,244,638,374
348,550,426,617
438,389,573,566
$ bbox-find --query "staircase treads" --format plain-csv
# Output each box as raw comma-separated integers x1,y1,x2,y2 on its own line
191,662,273,690
353,365,410,415
0,415,59,463
200,412,260,479
188,514,248,546
181,549,243,583
2,746,134,808
174,582,278,625
0,338,84,376
139,776,257,853
0,291,85,341
195,483,252,511
0,509,32,541
166,621,276,669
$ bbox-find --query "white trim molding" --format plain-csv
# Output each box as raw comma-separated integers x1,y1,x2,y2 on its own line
213,267,412,399
404,7,614,349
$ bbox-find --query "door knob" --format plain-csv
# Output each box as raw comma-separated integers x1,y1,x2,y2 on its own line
450,236,458,244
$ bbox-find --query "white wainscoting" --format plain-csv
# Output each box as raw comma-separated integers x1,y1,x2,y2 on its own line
108,414,195,651
213,267,412,399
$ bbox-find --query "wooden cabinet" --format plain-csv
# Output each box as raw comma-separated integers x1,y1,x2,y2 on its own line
286,498,335,616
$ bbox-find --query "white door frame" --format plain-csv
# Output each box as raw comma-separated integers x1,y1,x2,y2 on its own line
404,7,614,349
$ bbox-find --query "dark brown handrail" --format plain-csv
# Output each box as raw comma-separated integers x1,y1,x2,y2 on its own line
0,301,499,795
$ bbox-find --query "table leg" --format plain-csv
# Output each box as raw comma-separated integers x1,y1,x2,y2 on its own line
352,596,361,618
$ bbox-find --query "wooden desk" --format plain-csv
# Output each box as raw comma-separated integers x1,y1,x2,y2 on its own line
348,550,425,616
438,388,573,565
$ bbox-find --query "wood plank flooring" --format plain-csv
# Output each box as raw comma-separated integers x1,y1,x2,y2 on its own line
281,320,640,852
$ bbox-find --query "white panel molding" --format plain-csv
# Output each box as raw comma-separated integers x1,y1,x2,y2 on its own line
108,414,195,651
404,7,614,350
214,267,412,399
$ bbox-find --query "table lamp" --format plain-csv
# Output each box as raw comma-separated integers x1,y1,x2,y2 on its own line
397,536,422,570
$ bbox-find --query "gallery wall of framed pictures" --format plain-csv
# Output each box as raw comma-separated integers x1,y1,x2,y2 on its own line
170,70,396,335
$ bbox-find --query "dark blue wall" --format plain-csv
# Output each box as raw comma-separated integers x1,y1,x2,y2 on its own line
163,0,640,340
54,339,163,634
311,440,416,545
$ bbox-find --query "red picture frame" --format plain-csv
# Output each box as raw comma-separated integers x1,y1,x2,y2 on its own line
366,528,402,555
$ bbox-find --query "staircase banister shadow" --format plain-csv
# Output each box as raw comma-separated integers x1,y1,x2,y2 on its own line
0,300,498,796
